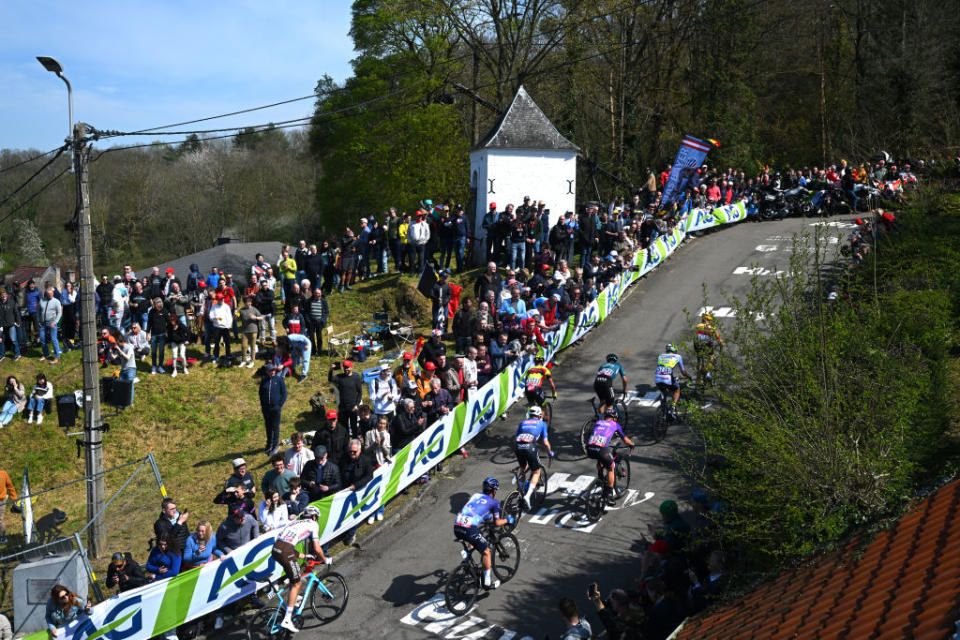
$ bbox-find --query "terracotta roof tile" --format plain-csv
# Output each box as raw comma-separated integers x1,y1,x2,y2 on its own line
674,479,960,640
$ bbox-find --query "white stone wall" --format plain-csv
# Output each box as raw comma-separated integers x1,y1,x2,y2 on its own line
469,148,577,242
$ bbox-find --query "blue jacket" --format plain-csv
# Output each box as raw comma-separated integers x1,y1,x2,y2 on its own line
24,288,41,313
259,374,287,410
145,546,181,580
183,532,217,568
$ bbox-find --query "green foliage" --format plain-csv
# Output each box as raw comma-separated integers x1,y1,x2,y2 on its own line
682,197,960,563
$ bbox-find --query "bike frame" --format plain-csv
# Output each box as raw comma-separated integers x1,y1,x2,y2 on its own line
261,562,336,632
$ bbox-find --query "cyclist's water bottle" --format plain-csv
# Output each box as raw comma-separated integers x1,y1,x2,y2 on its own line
294,594,304,608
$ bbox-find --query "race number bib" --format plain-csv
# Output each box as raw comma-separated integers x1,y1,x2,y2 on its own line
516,433,536,443
526,382,538,392
455,513,473,527
588,433,607,447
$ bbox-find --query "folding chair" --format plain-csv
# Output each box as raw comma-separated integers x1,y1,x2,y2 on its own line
388,321,416,350
326,325,352,360
361,312,391,343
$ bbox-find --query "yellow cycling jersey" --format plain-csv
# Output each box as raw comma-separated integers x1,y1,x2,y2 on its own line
695,322,720,345
524,365,551,387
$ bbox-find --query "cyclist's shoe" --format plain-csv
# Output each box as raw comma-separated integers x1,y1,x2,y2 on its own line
605,493,618,506
280,618,300,634
483,579,502,590
522,495,532,511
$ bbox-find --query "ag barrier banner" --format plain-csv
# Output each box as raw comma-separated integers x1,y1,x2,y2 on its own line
682,200,748,233
32,211,724,640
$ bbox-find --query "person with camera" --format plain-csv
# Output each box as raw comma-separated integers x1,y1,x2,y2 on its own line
110,334,138,405
154,497,189,551
1,376,27,427
328,359,363,435
45,584,92,636
105,552,149,593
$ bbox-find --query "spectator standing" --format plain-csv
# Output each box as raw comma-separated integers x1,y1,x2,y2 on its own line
283,478,309,518
313,410,349,466
304,244,324,291
0,289,22,361
283,432,314,476
338,439,375,545
558,597,592,640
22,280,41,345
482,203,500,263
147,298,170,374
38,286,62,363
1,376,26,426
452,297,478,353
237,296,264,369
259,363,287,455
300,444,341,501
364,415,391,523
408,212,430,273
26,373,53,424
329,360,363,435
166,315,190,377
0,467,17,544
208,294,233,362
255,280,276,344
369,364,399,420
110,335,138,404
304,287,328,354
278,248,298,302
106,553,148,592
164,282,189,326
261,453,297,496
153,497,189,550
223,458,257,511
59,282,78,351
45,585,91,637
182,521,217,569
390,398,424,452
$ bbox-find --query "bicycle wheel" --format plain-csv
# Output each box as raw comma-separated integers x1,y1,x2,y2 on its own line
531,469,548,508
579,418,593,455
501,491,522,533
613,456,631,498
583,480,605,522
309,572,349,624
542,402,553,426
616,399,630,428
247,608,281,640
653,407,668,443
491,533,521,584
444,563,479,616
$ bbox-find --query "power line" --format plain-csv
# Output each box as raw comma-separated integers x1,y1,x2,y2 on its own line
0,145,65,174
123,94,319,135
0,164,71,227
0,145,69,209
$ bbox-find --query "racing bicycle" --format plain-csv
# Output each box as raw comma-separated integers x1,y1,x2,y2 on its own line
582,443,632,523
502,456,552,532
246,560,349,640
444,524,521,615
694,346,722,394
579,396,629,455
524,385,554,425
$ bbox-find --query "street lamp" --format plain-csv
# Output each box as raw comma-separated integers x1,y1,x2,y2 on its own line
37,56,74,171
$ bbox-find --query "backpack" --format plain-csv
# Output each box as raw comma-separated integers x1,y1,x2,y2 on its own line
309,391,327,415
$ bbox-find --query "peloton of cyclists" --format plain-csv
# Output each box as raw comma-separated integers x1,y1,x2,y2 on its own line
523,354,557,408
270,505,331,633
654,344,692,420
453,478,513,590
514,406,554,509
694,312,724,385
586,407,634,506
594,353,628,416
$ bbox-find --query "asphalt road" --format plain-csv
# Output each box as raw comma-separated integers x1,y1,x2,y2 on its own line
235,215,842,640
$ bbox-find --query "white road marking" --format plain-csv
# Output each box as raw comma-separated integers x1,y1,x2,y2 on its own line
810,221,857,229
755,244,779,252
401,594,532,640
697,306,737,318
732,266,785,276
633,391,662,408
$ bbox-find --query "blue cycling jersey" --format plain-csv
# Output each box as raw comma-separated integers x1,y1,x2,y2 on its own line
596,362,625,381
455,493,501,528
654,353,685,384
515,418,549,445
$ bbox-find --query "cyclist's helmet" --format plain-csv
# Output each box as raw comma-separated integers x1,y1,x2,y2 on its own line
534,354,545,364
701,312,714,323
527,406,543,418
666,343,679,353
303,505,321,519
606,353,619,363
482,477,499,493
604,407,619,419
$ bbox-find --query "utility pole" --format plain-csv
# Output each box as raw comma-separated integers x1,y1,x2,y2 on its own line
73,122,105,558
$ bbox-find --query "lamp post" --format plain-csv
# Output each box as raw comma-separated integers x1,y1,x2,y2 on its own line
37,56,105,558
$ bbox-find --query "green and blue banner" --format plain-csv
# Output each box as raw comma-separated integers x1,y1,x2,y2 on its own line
32,202,747,640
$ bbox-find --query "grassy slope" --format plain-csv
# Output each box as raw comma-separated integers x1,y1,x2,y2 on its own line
0,268,475,582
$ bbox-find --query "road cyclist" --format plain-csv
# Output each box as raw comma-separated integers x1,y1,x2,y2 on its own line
513,406,554,510
585,407,635,507
594,353,628,417
654,344,692,421
693,312,724,389
269,505,331,633
453,478,513,590
522,354,556,420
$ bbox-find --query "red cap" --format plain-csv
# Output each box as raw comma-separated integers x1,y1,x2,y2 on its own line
424,362,436,370
325,409,338,420
165,267,175,274
198,281,207,288
342,360,353,368
489,202,497,209
214,293,224,300
402,352,413,360
648,539,669,554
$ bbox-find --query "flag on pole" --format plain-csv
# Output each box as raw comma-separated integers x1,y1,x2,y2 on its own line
660,135,714,207
447,283,463,317
22,468,33,545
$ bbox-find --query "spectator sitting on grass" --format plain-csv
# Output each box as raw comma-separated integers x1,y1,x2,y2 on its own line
271,337,294,378
0,376,26,427
26,372,53,425
182,520,217,569
105,553,148,592
145,533,182,581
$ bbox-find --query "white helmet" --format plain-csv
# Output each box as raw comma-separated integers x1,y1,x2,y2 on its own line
527,406,543,418
303,505,321,519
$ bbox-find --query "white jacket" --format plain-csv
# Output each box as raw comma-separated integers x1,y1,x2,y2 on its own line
409,221,430,246
368,375,399,415
209,302,233,329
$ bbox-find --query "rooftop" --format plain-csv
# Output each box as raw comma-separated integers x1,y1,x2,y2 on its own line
472,85,579,153
675,478,960,640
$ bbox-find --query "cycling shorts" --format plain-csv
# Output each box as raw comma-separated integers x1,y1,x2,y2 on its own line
453,525,489,553
271,540,302,583
657,381,679,393
586,445,614,470
514,443,542,472
524,387,545,406
593,378,615,403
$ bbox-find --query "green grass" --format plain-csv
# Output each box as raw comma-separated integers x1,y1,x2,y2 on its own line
0,265,482,587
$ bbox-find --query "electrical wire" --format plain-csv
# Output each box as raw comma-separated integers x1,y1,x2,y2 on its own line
0,145,69,209
0,145,65,174
0,164,71,227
